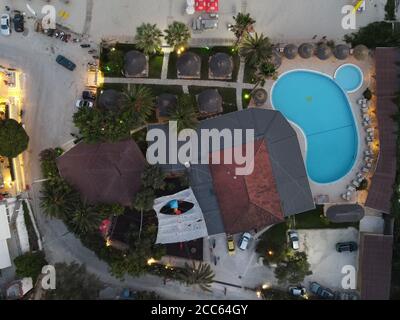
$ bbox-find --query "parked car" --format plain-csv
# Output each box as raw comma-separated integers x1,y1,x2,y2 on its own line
76,100,94,108
336,242,358,252
238,232,252,250
82,90,96,101
13,13,24,32
1,14,11,36
227,235,235,256
56,55,76,71
288,286,307,297
334,291,359,300
309,282,334,299
288,230,300,250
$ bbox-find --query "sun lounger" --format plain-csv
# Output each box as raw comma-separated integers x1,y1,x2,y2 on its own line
348,185,357,191
362,166,370,173
364,150,372,156
366,127,374,133
363,115,370,121
352,180,360,188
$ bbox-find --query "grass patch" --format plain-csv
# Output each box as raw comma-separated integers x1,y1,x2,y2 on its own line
22,201,39,252
242,89,252,109
167,46,240,81
188,86,237,114
101,43,164,79
291,206,359,230
243,64,257,84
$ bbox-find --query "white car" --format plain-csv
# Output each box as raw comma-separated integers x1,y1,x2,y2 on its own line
238,232,252,250
76,100,94,108
288,230,300,250
1,14,10,36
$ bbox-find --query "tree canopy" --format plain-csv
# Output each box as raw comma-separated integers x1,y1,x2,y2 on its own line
0,119,29,158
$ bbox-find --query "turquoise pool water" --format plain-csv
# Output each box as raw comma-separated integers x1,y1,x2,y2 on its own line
271,69,359,184
334,64,363,92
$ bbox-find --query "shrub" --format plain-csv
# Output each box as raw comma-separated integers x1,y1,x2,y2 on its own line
14,252,47,283
363,88,373,101
0,119,29,158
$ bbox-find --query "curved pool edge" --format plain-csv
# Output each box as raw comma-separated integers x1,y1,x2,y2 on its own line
269,68,361,186
334,63,364,94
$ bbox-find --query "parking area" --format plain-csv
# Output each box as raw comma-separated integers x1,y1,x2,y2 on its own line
300,228,359,290
204,233,276,289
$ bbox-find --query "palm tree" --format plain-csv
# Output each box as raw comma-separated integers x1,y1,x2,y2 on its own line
239,33,273,67
70,202,104,235
135,23,163,55
133,188,156,240
168,94,198,133
40,179,80,219
164,21,191,50
231,13,256,44
177,262,215,292
141,165,166,190
254,61,277,87
121,85,155,125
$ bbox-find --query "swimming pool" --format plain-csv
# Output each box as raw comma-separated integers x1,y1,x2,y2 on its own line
334,64,363,93
271,69,360,184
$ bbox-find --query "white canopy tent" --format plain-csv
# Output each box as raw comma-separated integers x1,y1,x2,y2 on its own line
154,188,208,244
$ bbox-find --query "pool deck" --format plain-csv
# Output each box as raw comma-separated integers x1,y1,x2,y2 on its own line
256,55,376,205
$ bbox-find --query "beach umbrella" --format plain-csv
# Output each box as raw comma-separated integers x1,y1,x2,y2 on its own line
177,51,201,78
298,43,314,59
315,43,332,60
283,44,298,59
252,88,268,106
156,93,177,118
197,89,223,114
123,50,147,77
209,52,233,78
333,44,350,60
353,44,369,60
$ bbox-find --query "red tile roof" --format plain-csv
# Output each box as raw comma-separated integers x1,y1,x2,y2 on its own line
57,139,146,206
359,233,393,300
365,48,399,213
209,139,284,234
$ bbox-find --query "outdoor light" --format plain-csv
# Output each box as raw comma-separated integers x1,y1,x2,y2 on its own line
180,46,185,52
256,291,261,298
268,250,274,256
111,47,116,52
262,283,270,289
244,94,250,100
177,49,182,55
147,257,157,266
105,238,112,247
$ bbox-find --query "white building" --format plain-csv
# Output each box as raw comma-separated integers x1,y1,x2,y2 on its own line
0,201,12,270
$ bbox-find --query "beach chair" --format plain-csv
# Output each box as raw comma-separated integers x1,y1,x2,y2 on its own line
366,127,374,133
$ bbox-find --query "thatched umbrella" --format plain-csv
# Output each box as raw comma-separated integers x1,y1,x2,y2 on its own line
177,52,201,78
315,43,332,60
353,44,369,60
197,89,223,114
98,89,124,112
298,43,314,59
209,53,234,79
123,50,147,77
283,44,298,59
333,44,350,60
270,51,282,69
252,89,268,106
156,93,177,118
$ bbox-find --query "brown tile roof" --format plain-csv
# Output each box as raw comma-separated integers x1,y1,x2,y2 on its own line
208,139,284,234
57,139,146,206
359,233,393,300
365,48,399,213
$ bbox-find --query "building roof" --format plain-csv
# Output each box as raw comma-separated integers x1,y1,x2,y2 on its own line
148,108,314,235
252,88,268,106
298,43,314,58
57,139,146,206
365,48,399,213
359,233,393,300
353,44,369,60
315,43,332,60
326,204,365,223
197,89,223,114
177,52,201,78
123,50,147,77
209,52,233,79
270,51,282,68
98,89,124,112
156,93,177,117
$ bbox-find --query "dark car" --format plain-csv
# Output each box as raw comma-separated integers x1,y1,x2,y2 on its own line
336,242,358,252
82,90,96,101
13,13,24,32
56,55,76,71
309,282,334,299
334,291,359,300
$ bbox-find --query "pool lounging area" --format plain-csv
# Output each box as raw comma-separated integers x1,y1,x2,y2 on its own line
271,67,362,184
